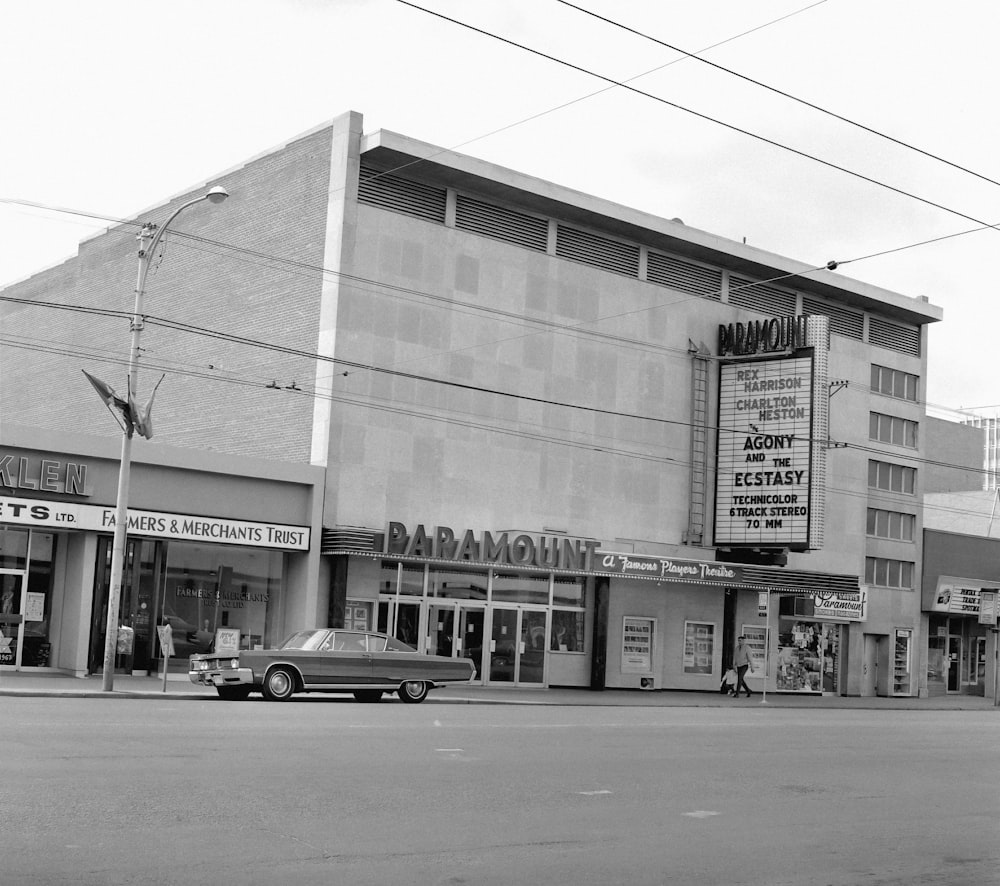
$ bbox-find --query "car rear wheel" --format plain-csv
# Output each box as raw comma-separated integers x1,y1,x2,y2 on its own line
216,685,251,701
353,689,383,703
262,667,297,701
398,680,430,704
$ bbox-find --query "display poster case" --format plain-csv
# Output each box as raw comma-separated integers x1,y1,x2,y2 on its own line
892,629,912,696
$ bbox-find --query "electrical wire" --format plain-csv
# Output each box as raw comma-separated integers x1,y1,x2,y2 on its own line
0,200,981,423
394,0,1000,235
556,0,1000,192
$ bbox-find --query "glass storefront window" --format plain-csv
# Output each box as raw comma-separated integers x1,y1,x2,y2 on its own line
161,542,283,658
23,532,56,667
553,576,585,607
491,571,549,605
429,567,487,600
400,564,425,596
0,527,28,569
775,614,841,694
379,561,399,595
382,561,425,596
550,609,584,651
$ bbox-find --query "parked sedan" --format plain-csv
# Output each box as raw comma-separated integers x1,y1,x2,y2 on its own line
188,629,475,703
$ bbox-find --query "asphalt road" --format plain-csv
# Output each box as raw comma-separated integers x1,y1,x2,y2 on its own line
3,697,998,886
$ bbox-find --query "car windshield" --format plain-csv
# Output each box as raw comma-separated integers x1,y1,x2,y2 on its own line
279,630,330,651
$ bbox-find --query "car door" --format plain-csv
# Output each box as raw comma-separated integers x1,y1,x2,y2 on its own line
315,631,374,685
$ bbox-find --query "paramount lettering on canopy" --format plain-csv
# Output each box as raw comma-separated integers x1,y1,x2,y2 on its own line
384,522,600,570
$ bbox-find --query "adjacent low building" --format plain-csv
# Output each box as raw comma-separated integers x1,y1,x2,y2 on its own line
1,111,943,695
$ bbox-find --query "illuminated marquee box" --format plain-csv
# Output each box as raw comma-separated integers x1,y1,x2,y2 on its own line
714,355,814,548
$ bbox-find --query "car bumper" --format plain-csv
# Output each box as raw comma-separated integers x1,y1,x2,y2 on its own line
188,668,254,687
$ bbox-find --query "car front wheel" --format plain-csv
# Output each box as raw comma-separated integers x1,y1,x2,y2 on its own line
216,685,251,701
262,667,297,701
398,680,430,704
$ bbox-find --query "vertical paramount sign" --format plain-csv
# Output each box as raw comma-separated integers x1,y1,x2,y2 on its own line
713,314,828,550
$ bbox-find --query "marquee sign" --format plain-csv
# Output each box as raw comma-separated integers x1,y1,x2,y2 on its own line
714,355,814,548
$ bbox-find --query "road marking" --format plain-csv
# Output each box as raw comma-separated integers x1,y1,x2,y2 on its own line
683,810,721,818
436,748,464,752
578,790,612,795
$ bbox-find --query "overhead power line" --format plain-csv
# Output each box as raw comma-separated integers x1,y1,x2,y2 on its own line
395,0,1000,236
556,0,1000,191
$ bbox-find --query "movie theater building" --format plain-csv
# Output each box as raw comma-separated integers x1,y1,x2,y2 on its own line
1,110,941,693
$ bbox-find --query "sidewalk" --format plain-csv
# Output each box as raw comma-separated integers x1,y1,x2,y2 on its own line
0,669,995,709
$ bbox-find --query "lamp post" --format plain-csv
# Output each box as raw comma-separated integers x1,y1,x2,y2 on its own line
100,186,229,691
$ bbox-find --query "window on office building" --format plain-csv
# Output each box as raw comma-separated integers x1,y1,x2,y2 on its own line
865,557,914,589
866,508,915,542
869,412,918,448
871,365,919,402
868,460,916,494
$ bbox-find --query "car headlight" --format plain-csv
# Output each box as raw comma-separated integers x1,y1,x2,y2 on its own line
230,658,239,669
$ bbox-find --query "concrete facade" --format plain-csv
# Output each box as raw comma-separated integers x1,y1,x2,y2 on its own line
1,111,945,696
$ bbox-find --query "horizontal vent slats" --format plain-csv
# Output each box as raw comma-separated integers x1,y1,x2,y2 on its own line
802,294,864,340
358,163,446,223
738,566,861,596
647,251,722,299
869,316,920,356
728,276,798,315
321,528,378,555
455,194,548,251
556,224,640,277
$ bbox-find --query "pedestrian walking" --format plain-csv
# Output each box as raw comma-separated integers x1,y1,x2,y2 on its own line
733,635,756,698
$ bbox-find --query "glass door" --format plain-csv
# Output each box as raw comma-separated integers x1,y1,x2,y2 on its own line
488,608,547,686
489,608,518,683
376,599,422,650
947,636,961,692
427,603,456,658
0,572,25,668
519,610,547,685
459,606,485,680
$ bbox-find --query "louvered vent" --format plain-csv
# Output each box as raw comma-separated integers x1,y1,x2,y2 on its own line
556,225,640,277
739,566,860,597
647,251,722,299
321,527,379,555
802,295,864,340
358,163,446,223
869,316,920,356
455,194,547,252
729,276,797,315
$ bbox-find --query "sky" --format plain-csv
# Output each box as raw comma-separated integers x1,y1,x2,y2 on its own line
2,0,998,416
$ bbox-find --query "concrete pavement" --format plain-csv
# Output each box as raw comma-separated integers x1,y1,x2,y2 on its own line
0,669,995,709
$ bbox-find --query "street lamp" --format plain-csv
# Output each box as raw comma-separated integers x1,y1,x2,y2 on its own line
98,186,229,691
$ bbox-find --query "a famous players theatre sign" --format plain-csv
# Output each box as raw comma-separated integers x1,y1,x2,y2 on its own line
714,315,817,549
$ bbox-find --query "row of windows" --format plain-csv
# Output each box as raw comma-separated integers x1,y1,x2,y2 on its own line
868,365,919,588
871,365,919,402
379,561,586,607
867,508,915,542
868,460,916,495
870,412,918,448
865,557,914,589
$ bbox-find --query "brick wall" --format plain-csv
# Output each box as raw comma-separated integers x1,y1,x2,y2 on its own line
2,126,334,464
